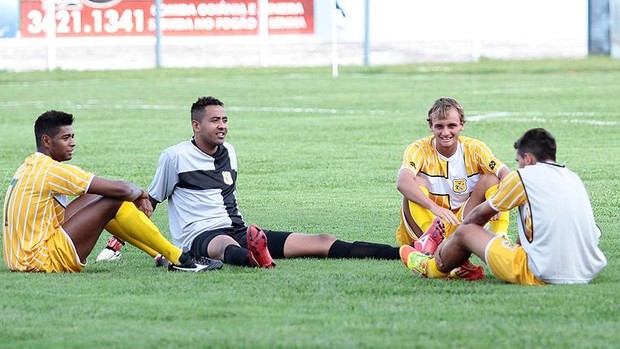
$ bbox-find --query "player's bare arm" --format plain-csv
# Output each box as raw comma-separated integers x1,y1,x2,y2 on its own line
87,176,152,217
397,168,460,225
87,176,145,201
497,165,511,182
461,201,497,227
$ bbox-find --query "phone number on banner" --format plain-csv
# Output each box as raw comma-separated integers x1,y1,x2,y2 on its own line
20,0,266,37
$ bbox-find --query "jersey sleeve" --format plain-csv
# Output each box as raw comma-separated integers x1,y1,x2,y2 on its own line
400,141,425,176
48,162,94,196
148,150,179,203
473,140,506,176
488,171,526,212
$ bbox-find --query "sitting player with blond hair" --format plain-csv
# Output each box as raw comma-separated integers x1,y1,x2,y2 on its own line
395,97,510,280
400,128,607,284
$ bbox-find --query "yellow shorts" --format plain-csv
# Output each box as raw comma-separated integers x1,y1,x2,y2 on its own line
44,227,85,273
485,236,545,285
395,205,462,246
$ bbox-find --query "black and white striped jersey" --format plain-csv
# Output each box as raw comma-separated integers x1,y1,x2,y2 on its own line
148,138,244,251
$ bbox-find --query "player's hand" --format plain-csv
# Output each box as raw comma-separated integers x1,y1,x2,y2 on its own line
431,206,460,226
134,196,154,217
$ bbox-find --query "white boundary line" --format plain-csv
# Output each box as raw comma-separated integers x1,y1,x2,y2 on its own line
1,101,618,126
468,112,620,126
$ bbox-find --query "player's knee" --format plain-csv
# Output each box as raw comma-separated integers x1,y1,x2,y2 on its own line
450,225,473,246
476,174,499,192
315,233,337,246
100,197,125,219
210,235,239,259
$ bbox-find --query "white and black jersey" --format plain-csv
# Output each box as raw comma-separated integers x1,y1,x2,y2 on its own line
148,138,245,251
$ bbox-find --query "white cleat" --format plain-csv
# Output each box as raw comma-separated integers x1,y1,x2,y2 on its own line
96,247,122,262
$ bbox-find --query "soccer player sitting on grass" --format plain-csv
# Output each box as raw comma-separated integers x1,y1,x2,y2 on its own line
98,96,401,267
400,128,607,284
2,110,222,273
395,97,511,280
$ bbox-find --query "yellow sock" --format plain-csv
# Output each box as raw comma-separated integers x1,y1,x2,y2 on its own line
105,219,159,258
426,258,449,278
485,184,509,235
111,202,182,264
409,187,436,232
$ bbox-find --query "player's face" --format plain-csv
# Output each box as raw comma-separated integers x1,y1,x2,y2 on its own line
193,105,228,154
429,107,463,156
46,125,76,162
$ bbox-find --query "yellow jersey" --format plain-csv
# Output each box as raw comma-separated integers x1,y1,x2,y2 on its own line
401,136,505,210
3,153,94,271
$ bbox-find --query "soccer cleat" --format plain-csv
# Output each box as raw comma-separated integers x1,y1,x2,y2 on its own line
96,249,121,262
246,251,261,268
399,244,416,267
188,254,224,270
448,260,485,281
246,224,276,268
412,217,445,255
399,245,430,277
168,254,223,272
95,236,125,262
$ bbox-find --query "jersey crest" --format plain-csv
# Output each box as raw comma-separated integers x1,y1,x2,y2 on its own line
222,171,234,185
453,178,467,194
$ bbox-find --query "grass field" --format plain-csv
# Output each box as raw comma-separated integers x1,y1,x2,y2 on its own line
1,58,619,348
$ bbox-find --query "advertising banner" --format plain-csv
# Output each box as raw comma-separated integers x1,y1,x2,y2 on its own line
20,0,314,37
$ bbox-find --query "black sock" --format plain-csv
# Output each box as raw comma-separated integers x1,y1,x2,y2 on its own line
327,240,399,260
224,245,253,266
178,252,189,265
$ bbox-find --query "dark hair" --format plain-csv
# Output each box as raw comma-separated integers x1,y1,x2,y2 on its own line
427,97,465,127
34,110,74,147
513,128,556,162
191,96,224,122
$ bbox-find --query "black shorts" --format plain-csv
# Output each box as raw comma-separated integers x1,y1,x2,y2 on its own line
189,226,291,259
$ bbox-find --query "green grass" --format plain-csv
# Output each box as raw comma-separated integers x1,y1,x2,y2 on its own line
1,57,619,348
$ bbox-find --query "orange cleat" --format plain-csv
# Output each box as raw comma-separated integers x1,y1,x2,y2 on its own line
413,217,445,255
246,224,276,268
449,259,485,281
399,245,430,277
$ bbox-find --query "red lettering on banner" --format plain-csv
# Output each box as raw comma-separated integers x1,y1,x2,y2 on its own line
268,0,313,34
19,0,314,37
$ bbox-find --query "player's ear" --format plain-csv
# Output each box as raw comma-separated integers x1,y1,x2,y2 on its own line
41,134,51,148
524,153,537,165
191,119,200,133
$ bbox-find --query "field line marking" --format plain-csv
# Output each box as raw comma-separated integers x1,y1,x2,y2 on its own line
1,101,617,126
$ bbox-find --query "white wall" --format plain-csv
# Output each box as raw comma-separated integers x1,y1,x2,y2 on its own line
326,0,587,44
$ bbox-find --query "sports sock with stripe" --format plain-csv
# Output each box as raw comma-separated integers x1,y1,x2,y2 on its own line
109,201,183,265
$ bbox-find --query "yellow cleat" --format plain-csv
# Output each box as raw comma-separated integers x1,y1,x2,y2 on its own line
399,245,430,277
